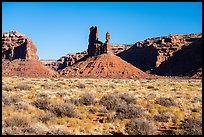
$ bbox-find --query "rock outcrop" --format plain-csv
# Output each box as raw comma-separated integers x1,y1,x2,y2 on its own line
2,31,57,77
118,33,202,78
88,26,112,56
2,31,39,60
151,37,202,77
59,53,158,79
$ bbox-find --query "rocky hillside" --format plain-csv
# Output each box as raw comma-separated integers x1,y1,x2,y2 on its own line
151,37,202,78
59,53,158,79
2,31,57,77
118,33,202,78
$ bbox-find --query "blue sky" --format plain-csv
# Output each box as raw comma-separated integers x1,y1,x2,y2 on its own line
2,2,202,60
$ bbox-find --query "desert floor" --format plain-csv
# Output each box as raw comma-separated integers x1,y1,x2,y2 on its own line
2,76,202,135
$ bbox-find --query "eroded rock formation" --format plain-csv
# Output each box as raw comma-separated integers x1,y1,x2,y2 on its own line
2,31,57,77
118,33,202,78
88,26,112,56
2,31,39,60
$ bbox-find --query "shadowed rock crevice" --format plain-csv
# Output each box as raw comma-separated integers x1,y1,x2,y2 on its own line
151,39,202,78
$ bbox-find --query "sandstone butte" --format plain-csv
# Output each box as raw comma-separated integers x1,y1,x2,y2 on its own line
59,26,159,79
2,31,57,77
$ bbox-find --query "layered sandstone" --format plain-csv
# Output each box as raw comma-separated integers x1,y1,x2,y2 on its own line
2,31,57,77
59,53,158,79
118,33,202,78
2,31,39,60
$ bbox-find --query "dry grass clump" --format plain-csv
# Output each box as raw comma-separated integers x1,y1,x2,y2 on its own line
78,93,95,105
181,117,202,135
2,94,20,106
2,127,24,135
21,123,48,135
41,83,61,90
125,118,157,135
47,125,71,135
155,97,177,107
2,85,15,91
14,101,30,111
4,114,30,128
14,84,32,91
48,102,79,118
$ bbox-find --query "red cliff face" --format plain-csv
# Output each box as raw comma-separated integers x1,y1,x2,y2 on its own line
88,26,112,56
118,33,202,78
2,31,39,61
2,31,57,77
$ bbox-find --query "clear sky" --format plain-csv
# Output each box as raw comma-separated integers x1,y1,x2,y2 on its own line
2,2,202,60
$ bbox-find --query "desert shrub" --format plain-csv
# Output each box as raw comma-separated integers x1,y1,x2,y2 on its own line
153,113,171,122
69,98,80,106
119,93,136,104
155,97,177,107
14,84,32,91
99,94,123,111
182,117,202,135
47,125,71,135
49,102,79,118
32,98,50,110
38,111,56,124
116,103,144,119
2,95,20,105
78,93,95,105
125,118,157,135
4,114,30,128
22,123,48,135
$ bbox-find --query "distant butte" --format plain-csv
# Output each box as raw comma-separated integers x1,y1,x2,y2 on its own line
59,26,158,79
